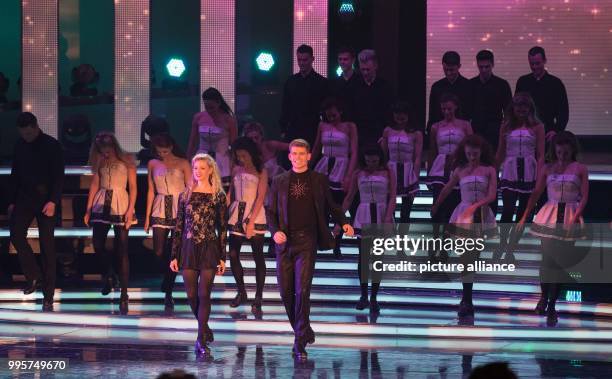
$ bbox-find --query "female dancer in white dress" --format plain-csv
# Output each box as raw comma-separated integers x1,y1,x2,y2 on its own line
227,137,269,312
495,93,545,262
312,97,358,257
187,87,237,191
425,93,473,257
84,132,137,314
144,134,191,310
432,134,497,318
519,131,589,326
380,101,422,223
343,145,396,313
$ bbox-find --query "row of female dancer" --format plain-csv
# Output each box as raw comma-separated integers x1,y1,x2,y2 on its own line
82,87,587,350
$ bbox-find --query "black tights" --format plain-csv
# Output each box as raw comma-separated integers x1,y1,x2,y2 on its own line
431,185,459,239
539,238,574,310
358,238,380,300
183,268,216,341
229,234,266,299
500,190,531,247
399,195,414,224
152,227,177,294
92,223,129,296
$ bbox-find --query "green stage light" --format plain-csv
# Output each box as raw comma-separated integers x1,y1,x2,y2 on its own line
166,58,186,78
256,52,275,72
336,65,343,77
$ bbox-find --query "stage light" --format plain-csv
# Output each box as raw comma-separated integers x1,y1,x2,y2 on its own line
338,0,356,22
166,58,186,78
336,65,343,77
255,52,275,72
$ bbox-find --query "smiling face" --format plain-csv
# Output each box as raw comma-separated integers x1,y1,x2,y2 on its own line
443,63,460,82
192,159,212,182
288,145,311,172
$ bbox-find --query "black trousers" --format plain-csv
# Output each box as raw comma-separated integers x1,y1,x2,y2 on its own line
10,201,57,298
276,230,316,342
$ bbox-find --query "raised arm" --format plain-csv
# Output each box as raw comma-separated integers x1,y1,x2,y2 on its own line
186,114,200,159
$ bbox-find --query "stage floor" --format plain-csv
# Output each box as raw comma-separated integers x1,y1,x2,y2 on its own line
2,295,612,378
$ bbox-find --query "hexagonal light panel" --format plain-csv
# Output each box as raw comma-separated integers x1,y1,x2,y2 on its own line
256,52,275,72
166,58,186,78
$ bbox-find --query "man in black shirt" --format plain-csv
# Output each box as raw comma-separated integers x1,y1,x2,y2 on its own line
469,50,512,151
279,44,329,146
268,139,354,361
352,49,394,143
330,46,361,122
8,112,65,311
427,51,472,135
516,46,569,141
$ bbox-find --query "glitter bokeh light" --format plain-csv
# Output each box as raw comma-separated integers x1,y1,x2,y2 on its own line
427,1,612,135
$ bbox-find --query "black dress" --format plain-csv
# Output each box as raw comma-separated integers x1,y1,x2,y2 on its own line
171,191,228,270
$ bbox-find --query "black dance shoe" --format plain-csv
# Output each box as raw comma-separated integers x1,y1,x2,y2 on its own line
292,340,308,362
119,294,129,315
101,275,117,296
457,300,475,317
23,279,39,295
333,245,342,259
305,327,315,345
369,299,380,314
535,298,547,315
195,339,211,356
230,291,248,308
42,297,54,312
355,296,369,310
164,292,175,310
546,308,558,327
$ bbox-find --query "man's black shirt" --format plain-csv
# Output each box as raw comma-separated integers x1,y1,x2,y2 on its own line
352,76,394,143
427,74,472,131
470,74,513,149
288,170,316,233
515,71,569,133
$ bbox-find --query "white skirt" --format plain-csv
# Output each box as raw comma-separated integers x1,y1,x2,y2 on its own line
499,156,537,193
388,161,419,196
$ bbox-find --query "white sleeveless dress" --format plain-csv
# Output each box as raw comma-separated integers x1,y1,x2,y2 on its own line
353,172,390,236
499,128,537,193
197,112,231,186
531,173,585,240
150,167,186,229
90,162,137,226
314,125,350,191
449,175,497,236
228,172,268,236
425,122,466,186
386,128,419,196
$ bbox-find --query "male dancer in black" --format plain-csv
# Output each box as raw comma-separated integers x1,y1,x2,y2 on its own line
268,139,354,361
8,112,64,311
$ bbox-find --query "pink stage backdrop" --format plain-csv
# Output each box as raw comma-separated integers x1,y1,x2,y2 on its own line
293,0,328,76
22,0,58,138
200,0,235,111
114,0,150,152
427,1,612,135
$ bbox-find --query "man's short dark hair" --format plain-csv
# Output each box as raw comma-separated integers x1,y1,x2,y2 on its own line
16,112,38,128
476,49,494,64
528,46,547,60
442,51,461,65
297,44,314,56
337,46,355,57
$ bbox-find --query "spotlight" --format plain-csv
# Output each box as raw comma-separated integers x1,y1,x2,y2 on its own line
336,66,343,77
166,58,186,78
338,1,356,22
255,52,275,72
